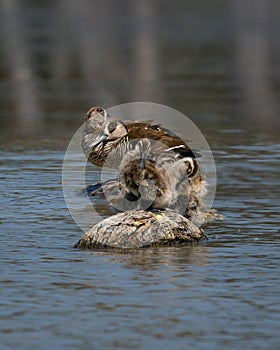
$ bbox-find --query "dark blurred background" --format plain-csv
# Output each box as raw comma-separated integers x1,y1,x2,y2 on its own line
0,0,279,146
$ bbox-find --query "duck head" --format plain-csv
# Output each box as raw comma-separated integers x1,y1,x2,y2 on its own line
84,106,128,148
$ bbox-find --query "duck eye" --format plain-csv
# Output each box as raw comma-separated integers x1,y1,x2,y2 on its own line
108,121,117,133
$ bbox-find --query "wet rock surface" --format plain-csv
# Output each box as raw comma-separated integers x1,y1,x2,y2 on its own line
74,209,207,249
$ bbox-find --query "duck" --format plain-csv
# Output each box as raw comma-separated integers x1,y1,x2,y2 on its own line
81,106,200,179
81,106,221,225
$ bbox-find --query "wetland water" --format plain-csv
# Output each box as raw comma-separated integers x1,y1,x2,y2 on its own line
1,1,280,349
1,131,280,350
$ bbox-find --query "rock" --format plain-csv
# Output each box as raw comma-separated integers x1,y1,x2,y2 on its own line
74,209,207,249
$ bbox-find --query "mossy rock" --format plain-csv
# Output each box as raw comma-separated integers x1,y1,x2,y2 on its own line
74,209,207,249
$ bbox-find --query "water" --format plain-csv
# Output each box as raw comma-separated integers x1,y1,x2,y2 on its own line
1,1,280,349
1,131,280,350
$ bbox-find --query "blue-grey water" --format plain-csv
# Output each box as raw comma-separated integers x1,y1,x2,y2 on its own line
1,1,280,349
1,131,280,350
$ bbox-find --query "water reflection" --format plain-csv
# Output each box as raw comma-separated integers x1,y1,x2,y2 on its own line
90,245,210,270
0,0,42,132
232,0,278,128
0,0,279,143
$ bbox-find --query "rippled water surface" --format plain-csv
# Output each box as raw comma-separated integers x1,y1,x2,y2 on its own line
1,131,280,350
1,1,280,349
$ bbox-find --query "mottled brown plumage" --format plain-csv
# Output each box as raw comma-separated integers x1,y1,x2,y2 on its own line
81,106,222,226
82,106,199,178
118,138,173,210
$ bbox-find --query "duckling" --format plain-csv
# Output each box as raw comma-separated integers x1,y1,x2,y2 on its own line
85,138,219,225
86,138,186,212
118,138,173,210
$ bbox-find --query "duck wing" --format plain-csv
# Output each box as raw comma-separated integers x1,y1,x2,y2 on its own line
125,122,200,159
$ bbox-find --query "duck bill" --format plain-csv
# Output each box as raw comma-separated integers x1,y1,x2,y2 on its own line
89,132,108,148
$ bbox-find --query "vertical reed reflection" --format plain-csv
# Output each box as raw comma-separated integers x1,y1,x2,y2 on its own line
232,0,278,128
130,0,163,101
51,0,124,106
0,0,279,139
0,0,42,132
